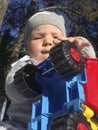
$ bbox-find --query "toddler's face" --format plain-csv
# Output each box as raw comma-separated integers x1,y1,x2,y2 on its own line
27,24,65,63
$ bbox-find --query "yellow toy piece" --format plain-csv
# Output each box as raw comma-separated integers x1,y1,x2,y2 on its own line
82,104,98,130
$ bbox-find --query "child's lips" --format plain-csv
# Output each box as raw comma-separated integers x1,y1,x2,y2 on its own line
42,50,50,54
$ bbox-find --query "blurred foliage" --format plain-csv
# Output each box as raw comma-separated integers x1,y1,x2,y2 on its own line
38,0,98,21
60,0,98,21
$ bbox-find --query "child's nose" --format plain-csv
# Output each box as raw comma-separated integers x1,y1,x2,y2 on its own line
43,37,53,46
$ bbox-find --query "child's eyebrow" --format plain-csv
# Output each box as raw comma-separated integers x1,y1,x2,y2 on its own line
32,32,43,36
51,31,63,35
52,32,63,37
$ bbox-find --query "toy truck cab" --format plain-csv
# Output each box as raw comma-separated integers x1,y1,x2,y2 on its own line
28,41,98,130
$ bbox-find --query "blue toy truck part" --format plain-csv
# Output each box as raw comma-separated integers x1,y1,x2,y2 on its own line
28,57,86,130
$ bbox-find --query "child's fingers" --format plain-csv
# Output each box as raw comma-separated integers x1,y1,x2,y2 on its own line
73,39,90,50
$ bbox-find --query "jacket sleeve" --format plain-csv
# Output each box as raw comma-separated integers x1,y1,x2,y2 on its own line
76,36,96,58
5,56,42,104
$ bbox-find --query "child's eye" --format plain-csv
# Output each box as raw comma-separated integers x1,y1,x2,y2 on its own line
53,36,58,39
33,36,42,40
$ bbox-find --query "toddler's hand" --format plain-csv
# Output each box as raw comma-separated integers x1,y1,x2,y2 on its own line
64,37,90,51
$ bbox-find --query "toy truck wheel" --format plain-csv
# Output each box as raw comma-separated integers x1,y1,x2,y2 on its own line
50,111,91,130
49,40,84,79
64,111,91,130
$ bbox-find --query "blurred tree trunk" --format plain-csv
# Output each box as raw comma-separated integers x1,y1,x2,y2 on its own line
0,0,9,109
0,0,9,27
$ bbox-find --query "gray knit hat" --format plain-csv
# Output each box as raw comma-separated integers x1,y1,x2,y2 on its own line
24,11,66,44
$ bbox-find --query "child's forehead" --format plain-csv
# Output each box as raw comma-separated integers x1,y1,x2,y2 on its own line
32,24,64,34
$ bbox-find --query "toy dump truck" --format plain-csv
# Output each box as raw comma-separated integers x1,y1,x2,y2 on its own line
28,41,98,130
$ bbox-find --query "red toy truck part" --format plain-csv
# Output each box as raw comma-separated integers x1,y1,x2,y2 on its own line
83,58,98,114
